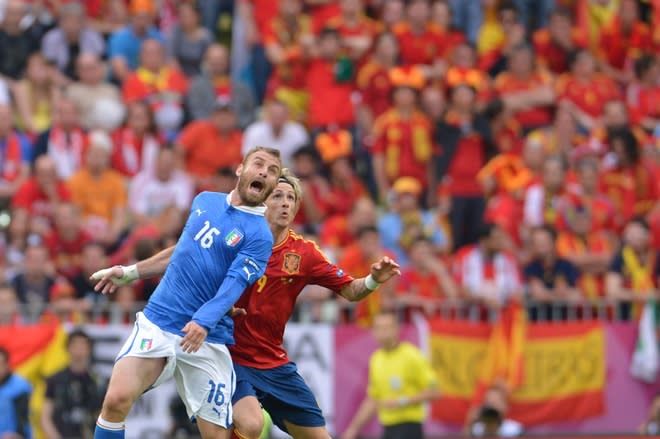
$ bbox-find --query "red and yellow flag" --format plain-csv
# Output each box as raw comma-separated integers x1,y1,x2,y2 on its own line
0,320,69,439
429,318,605,426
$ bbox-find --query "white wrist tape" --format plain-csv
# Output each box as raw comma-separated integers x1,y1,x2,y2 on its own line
91,264,139,286
123,264,139,282
365,274,381,291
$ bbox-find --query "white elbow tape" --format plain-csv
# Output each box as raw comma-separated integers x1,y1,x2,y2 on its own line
365,274,381,291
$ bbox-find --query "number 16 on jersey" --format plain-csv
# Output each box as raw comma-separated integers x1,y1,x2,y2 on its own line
194,221,220,249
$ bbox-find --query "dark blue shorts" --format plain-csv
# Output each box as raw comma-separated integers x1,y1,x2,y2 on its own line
232,362,325,432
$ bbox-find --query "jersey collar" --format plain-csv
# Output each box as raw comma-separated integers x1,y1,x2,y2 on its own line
226,191,267,216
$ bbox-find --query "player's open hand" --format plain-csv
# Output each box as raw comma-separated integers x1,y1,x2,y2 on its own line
90,265,138,295
181,321,208,353
370,256,401,284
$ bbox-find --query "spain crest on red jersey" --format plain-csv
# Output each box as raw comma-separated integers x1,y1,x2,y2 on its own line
283,252,301,275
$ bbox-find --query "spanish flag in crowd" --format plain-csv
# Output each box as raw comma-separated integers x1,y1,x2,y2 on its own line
429,314,605,425
0,319,69,439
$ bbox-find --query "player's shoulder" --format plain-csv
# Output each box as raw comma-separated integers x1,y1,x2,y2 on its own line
193,190,227,205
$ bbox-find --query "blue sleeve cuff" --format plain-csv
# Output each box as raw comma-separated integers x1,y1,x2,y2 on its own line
191,275,249,331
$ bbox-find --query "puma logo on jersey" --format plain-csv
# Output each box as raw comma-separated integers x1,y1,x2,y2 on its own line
196,209,206,216
243,266,257,281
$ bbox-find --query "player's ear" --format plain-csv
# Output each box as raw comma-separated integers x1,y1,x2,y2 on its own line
235,164,243,178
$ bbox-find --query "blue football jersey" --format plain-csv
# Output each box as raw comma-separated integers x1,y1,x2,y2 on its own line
144,192,273,344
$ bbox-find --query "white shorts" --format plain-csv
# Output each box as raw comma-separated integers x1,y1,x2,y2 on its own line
116,312,236,428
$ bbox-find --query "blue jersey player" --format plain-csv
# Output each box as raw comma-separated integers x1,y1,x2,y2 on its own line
90,147,282,439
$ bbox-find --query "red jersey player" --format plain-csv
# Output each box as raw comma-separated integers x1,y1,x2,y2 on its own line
230,169,400,439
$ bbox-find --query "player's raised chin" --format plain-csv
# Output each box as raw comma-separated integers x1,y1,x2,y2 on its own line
236,148,282,206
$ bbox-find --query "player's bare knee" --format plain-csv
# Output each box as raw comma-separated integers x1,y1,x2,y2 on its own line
235,414,264,439
102,386,136,418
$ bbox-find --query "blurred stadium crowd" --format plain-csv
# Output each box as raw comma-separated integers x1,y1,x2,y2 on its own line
0,0,659,327
0,0,660,437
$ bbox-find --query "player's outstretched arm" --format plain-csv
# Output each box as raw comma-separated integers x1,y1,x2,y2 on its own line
90,245,176,295
340,256,401,302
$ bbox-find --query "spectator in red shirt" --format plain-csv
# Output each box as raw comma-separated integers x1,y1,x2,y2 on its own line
555,49,621,132
290,146,329,229
597,0,652,84
315,129,367,219
433,84,492,249
325,0,382,61
320,196,377,258
44,203,93,281
305,27,356,129
372,66,433,200
431,0,466,57
356,31,399,123
494,43,555,132
533,7,587,74
262,0,314,121
627,54,660,132
12,155,72,237
122,39,188,133
111,100,162,178
523,155,571,230
0,104,31,203
392,0,446,68
396,236,458,318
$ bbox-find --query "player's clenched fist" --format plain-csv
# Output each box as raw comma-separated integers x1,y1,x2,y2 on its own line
90,264,139,295
181,321,208,353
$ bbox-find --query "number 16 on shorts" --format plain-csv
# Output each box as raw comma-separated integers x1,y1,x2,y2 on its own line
208,380,226,407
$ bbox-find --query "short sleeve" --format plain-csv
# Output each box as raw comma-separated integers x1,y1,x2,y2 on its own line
410,345,438,389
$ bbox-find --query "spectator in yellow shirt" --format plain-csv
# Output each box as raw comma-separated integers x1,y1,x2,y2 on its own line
341,311,440,439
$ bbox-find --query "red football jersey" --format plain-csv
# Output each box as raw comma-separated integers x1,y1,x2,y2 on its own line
230,230,354,369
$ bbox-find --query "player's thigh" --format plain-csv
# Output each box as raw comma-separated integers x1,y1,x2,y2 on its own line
197,417,232,439
105,356,167,403
283,422,332,439
174,341,235,429
233,395,265,439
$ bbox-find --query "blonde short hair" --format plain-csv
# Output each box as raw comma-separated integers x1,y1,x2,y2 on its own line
278,168,303,206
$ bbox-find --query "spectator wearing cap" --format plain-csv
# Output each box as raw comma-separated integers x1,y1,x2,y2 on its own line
110,101,161,178
175,98,242,192
108,0,164,82
186,43,256,128
493,44,555,133
41,2,105,80
596,0,651,85
532,8,587,75
32,97,86,179
66,53,123,131
166,2,212,77
261,0,313,122
555,49,621,131
129,147,193,238
453,222,522,310
433,84,492,250
0,104,31,203
316,129,367,219
627,55,660,133
122,39,188,133
305,28,356,129
378,176,448,265
67,130,127,247
372,66,433,201
241,99,308,168
0,0,41,81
